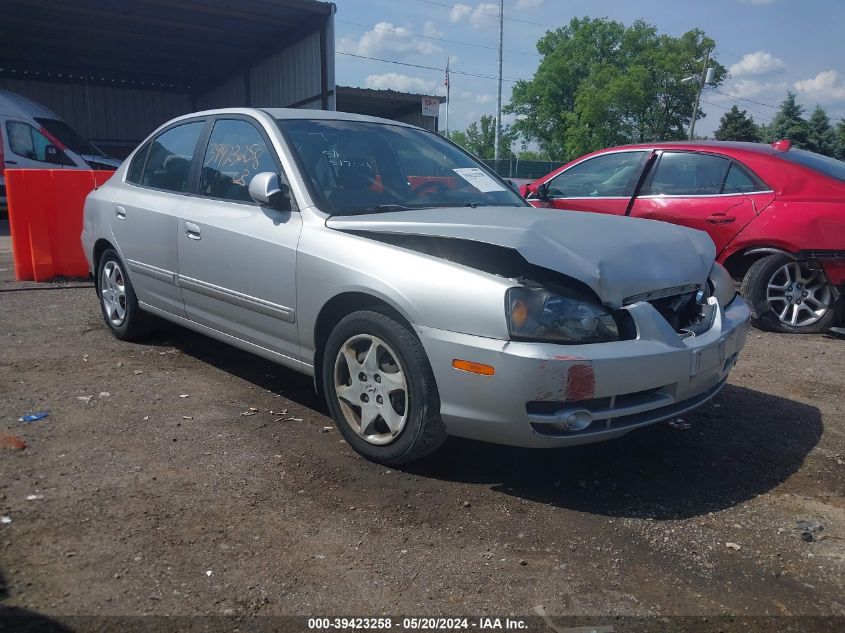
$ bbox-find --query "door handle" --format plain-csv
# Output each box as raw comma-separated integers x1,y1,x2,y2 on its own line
115,206,126,220
706,213,735,224
185,222,201,240
5,160,18,165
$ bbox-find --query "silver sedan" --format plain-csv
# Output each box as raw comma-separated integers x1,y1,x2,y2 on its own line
82,108,751,464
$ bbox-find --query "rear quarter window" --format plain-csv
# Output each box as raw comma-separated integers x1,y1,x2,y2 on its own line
777,148,845,184
126,144,149,184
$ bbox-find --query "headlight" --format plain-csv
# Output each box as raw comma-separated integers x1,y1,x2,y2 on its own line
709,262,736,307
506,286,619,343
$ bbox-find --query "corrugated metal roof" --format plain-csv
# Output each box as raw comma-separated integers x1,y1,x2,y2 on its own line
1,0,333,90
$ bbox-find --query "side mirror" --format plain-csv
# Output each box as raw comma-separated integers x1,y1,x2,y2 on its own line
535,182,550,200
44,144,62,165
249,172,291,210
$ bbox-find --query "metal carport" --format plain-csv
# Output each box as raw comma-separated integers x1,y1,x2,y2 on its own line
1,0,336,157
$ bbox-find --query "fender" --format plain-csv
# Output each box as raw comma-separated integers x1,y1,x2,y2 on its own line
743,247,796,259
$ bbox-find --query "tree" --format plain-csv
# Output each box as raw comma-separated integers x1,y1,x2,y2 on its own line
504,17,726,160
714,106,760,142
766,91,809,148
837,119,845,160
806,105,838,157
447,115,516,160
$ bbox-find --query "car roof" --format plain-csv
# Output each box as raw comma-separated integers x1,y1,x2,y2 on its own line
0,88,62,119
607,140,782,158
168,106,417,129
261,107,417,128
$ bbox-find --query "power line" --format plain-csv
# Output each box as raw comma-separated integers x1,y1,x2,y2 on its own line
700,98,774,123
337,19,540,57
712,88,780,110
336,51,522,83
413,0,547,28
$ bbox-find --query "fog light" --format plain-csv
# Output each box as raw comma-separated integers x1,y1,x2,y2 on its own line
561,409,592,431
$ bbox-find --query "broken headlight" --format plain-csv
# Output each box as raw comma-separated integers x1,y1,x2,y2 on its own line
708,262,736,307
506,287,619,344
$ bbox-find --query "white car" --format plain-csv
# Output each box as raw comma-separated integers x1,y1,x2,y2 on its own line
0,89,121,205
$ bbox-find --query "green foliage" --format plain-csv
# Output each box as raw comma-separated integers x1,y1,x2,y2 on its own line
761,94,844,158
504,17,726,160
516,149,552,161
765,92,809,147
447,114,516,159
714,106,760,142
837,119,845,160
806,106,839,157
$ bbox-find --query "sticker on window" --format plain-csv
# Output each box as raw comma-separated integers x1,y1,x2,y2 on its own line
452,168,506,193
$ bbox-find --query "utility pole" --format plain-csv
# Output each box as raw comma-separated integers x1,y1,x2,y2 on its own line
688,48,710,140
493,0,504,162
444,58,450,137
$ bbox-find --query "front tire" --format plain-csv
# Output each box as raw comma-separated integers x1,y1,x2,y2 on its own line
740,254,837,333
96,249,150,340
323,309,447,465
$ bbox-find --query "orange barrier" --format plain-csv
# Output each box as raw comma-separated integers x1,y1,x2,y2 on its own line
6,169,114,281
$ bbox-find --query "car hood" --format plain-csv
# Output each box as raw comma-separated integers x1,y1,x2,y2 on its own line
326,206,716,308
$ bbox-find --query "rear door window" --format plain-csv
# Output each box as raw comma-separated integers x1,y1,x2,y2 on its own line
141,121,205,193
198,119,279,202
545,151,647,198
641,152,730,196
723,162,769,194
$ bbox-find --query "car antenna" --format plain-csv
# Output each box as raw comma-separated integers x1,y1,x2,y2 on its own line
84,75,99,190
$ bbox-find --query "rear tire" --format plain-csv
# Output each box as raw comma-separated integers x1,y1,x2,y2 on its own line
323,309,447,465
96,249,150,341
740,254,837,333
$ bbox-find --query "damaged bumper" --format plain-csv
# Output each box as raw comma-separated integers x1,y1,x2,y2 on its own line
415,295,751,448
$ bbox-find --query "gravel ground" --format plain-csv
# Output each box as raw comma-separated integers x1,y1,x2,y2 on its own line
1,222,843,631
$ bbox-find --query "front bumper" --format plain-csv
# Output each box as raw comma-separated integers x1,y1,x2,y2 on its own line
415,296,751,448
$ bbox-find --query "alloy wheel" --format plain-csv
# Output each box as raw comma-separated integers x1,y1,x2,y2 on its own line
100,260,128,327
334,334,408,445
766,260,832,328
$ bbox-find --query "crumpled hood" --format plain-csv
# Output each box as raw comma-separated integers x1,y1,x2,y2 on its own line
326,206,716,308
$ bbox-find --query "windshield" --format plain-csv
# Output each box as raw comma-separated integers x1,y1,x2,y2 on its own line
276,119,526,215
34,117,104,157
777,148,845,184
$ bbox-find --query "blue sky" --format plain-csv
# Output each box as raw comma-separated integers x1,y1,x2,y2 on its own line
333,0,845,153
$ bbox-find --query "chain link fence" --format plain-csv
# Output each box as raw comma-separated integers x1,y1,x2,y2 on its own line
481,158,566,180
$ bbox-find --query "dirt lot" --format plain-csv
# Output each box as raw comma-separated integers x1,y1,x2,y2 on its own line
1,221,844,630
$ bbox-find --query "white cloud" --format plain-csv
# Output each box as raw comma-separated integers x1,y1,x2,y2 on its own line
475,94,494,104
727,78,787,99
740,0,776,5
450,3,499,30
729,51,786,77
794,70,845,101
365,73,444,95
340,21,442,58
422,21,444,38
515,0,544,8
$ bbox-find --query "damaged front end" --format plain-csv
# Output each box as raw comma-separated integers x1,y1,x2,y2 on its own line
358,231,733,344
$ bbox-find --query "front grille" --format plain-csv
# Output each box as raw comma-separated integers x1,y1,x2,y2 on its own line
648,289,714,337
527,379,728,438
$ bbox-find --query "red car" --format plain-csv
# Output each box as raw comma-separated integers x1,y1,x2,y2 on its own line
521,140,845,333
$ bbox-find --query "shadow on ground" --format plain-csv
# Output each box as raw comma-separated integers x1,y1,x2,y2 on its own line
0,568,74,632
146,322,329,416
407,384,822,520
142,323,821,521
